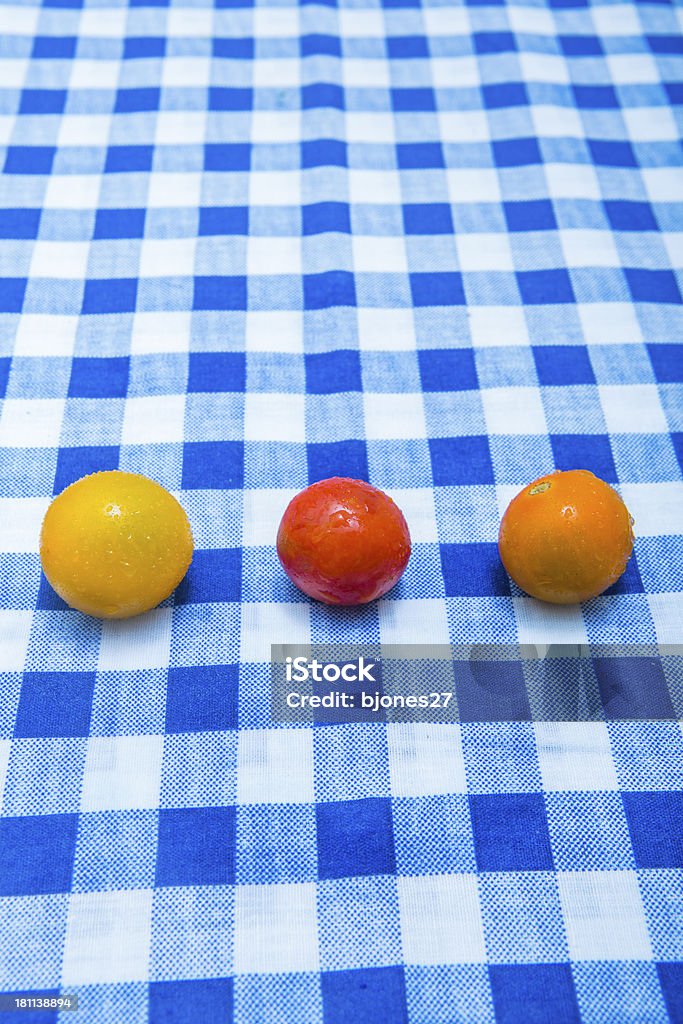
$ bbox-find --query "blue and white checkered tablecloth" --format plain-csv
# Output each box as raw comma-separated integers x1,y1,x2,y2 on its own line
0,0,682,1019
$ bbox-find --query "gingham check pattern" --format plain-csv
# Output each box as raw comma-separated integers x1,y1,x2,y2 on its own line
0,0,682,1019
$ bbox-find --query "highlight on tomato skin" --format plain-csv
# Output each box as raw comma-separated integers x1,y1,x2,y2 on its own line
498,469,635,605
276,477,412,605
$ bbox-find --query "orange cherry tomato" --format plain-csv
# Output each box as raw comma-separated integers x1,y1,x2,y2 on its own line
276,477,411,605
40,471,193,619
498,469,635,604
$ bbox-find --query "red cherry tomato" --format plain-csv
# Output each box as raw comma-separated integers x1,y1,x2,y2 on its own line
276,477,411,605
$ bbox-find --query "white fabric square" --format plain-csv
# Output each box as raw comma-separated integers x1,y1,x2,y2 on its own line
251,110,301,144
121,395,186,446
0,738,11,805
4,60,28,88
578,303,643,345
608,53,659,84
363,393,426,440
535,722,618,792
14,314,78,358
69,60,120,90
242,488,296,547
349,170,401,205
352,236,408,274
58,115,111,148
398,874,486,965
61,889,153,985
162,57,211,88
240,602,311,663
507,5,554,33
44,175,100,210
422,7,468,35
513,598,588,645
648,592,683,644
357,309,416,351
379,599,450,645
30,242,89,279
623,107,679,143
544,163,600,200
77,8,127,37
447,169,501,204
249,171,301,206
0,611,32,672
245,311,303,353
599,384,668,434
0,6,39,35
247,237,302,276
342,58,390,88
237,727,314,805
482,387,547,435
532,106,584,139
519,52,569,84
456,234,514,272
388,723,467,797
592,4,640,33
130,312,192,355
0,498,49,553
80,735,164,812
560,230,620,268
166,8,213,36
244,393,305,443
469,307,529,348
254,6,299,36
138,239,196,278
253,58,300,88
345,112,395,144
0,399,65,448
438,111,490,144
558,870,653,961
155,112,207,146
98,608,173,671
234,882,319,974
338,8,385,36
431,56,479,88
147,173,202,209
0,116,14,147
619,483,683,537
642,168,683,203
384,487,438,544
663,233,683,269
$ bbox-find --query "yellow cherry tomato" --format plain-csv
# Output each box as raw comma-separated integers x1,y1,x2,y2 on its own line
40,471,193,619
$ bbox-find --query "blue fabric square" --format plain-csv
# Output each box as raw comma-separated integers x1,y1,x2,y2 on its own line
175,548,242,604
204,143,251,171
182,441,244,490
482,82,529,108
156,806,236,886
605,200,658,232
594,656,674,720
19,89,67,115
504,200,557,232
317,798,395,879
105,145,154,173
489,964,580,1024
658,964,683,1024
458,660,531,721
301,34,341,56
302,139,347,167
209,87,253,110
305,350,361,394
150,979,234,1024
302,83,345,109
0,209,41,239
93,208,146,239
396,143,445,169
0,278,27,313
304,271,356,309
648,344,683,383
123,36,166,59
474,31,517,53
419,350,478,391
166,665,238,733
32,35,77,58
647,36,683,54
15,673,94,738
213,36,254,57
4,147,56,175
387,35,429,58
559,34,603,55
588,139,637,167
441,543,511,597
411,272,465,306
573,84,619,109
322,967,407,1024
391,88,436,112
625,268,682,304
492,137,542,166
622,792,683,868
193,276,247,310
115,87,160,113
199,206,248,236
0,814,78,895
429,437,494,485
188,352,246,392
308,440,369,483
533,345,595,385
81,279,138,314
303,202,351,235
550,433,617,481
403,203,453,235
53,445,119,493
68,357,129,398
471,793,554,871
664,82,683,104
517,269,575,304
0,358,10,399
